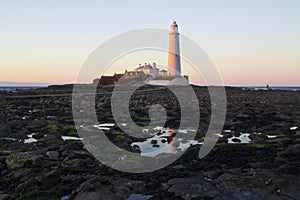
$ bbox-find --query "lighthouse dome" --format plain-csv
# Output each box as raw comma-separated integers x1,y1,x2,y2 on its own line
170,20,178,28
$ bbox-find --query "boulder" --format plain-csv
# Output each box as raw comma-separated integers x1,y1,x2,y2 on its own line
166,177,221,200
46,151,59,160
5,152,43,169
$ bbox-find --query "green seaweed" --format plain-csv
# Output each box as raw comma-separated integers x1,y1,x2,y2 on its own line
17,190,58,200
172,164,185,169
45,125,59,134
114,135,125,142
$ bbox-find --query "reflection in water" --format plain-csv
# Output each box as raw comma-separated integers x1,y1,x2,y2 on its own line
61,136,83,141
227,133,251,144
131,128,202,157
290,126,298,131
24,133,38,144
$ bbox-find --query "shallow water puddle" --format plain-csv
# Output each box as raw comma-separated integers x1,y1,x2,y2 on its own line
131,128,202,157
93,123,115,130
24,133,38,144
266,134,285,139
227,133,251,144
290,126,298,131
61,136,83,141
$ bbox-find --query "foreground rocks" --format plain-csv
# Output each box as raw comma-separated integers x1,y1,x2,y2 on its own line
0,85,299,199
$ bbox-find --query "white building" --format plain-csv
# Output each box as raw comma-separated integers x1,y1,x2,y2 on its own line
124,62,168,78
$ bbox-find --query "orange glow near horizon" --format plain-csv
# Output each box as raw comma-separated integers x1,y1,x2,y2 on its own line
1,40,299,86
1,49,300,86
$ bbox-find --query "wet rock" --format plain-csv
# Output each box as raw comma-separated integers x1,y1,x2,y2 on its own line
150,140,157,145
0,162,7,171
132,145,141,153
16,177,38,192
126,181,147,194
160,136,173,143
0,192,10,200
7,120,23,132
278,163,299,175
27,119,48,130
46,116,57,120
1,83,300,200
5,152,43,169
202,169,223,179
216,168,300,200
38,170,61,186
274,113,292,121
32,132,44,139
46,151,59,160
62,158,90,171
38,134,65,150
231,138,241,143
287,143,300,155
166,177,220,200
249,133,267,143
74,176,122,200
0,124,12,137
236,114,251,119
115,186,132,199
233,132,241,137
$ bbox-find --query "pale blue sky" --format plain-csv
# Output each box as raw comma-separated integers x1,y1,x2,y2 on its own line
0,0,300,85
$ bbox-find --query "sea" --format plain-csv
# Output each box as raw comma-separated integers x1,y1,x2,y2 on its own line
242,86,300,91
0,86,46,91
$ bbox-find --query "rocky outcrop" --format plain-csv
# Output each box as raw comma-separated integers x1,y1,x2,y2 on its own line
0,85,299,199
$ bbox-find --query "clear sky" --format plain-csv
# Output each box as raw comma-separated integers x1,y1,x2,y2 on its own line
0,0,299,86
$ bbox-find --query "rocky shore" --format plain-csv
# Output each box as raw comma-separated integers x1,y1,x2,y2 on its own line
0,85,299,200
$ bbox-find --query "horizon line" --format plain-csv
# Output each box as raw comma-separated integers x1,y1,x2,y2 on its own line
0,81,300,88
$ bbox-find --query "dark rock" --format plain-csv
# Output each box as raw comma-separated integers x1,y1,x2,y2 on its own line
32,132,44,139
46,151,59,160
0,162,7,171
39,170,61,186
236,114,251,119
249,133,267,143
132,145,141,153
0,124,12,137
233,132,241,137
150,140,157,145
115,186,132,199
16,177,38,192
74,176,122,200
0,193,11,200
126,180,147,194
232,138,241,143
5,152,43,169
38,134,65,150
166,177,221,200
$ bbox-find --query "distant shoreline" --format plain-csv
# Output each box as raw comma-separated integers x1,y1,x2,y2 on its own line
1,84,300,92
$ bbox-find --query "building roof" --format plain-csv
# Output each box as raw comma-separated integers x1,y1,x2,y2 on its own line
113,73,123,78
135,65,152,70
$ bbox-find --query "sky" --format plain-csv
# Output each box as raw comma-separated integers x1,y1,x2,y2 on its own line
0,0,299,86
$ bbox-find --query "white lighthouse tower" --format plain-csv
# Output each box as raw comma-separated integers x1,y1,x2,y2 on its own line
168,20,181,77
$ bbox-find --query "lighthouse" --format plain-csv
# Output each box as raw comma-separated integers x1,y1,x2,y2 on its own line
168,20,181,77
